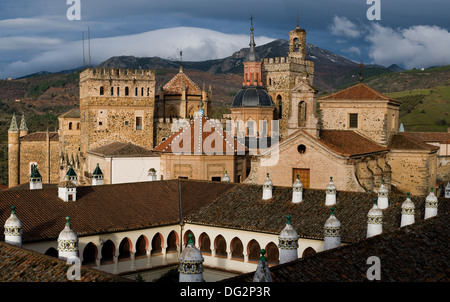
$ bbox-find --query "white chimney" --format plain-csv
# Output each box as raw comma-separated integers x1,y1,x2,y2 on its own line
424,187,438,219
147,168,157,182
4,206,22,247
262,173,273,200
400,193,415,227
367,199,383,238
325,177,336,206
292,175,303,203
253,249,273,282
278,215,299,264
323,207,341,251
377,179,389,209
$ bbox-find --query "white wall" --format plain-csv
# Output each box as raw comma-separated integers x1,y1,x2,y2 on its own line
111,157,161,184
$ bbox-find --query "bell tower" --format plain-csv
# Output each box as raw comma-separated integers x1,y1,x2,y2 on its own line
288,24,307,60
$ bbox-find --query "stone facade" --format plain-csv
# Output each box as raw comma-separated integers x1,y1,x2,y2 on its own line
318,84,401,146
388,150,438,196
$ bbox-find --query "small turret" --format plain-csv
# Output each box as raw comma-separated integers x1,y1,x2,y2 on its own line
147,168,157,181
292,174,303,203
221,171,231,182
57,217,78,261
29,165,43,190
4,206,22,247
278,215,299,264
8,113,20,188
367,199,383,238
66,165,77,186
323,207,341,251
19,114,28,137
92,163,104,185
325,177,336,206
253,249,273,282
424,187,438,219
377,178,389,209
400,193,415,227
178,234,204,282
262,173,273,200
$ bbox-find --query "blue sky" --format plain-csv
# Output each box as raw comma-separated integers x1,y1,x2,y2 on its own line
0,0,449,78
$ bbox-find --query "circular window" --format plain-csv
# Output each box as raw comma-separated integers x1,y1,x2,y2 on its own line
297,144,306,154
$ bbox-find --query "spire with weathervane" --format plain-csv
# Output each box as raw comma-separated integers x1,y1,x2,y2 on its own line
242,15,263,87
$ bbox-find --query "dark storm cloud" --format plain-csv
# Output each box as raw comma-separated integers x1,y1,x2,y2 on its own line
0,0,449,78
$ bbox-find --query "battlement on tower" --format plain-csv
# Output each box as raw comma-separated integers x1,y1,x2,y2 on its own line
80,68,155,82
263,57,314,67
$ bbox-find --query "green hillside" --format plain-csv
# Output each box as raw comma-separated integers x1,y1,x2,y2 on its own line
387,85,450,132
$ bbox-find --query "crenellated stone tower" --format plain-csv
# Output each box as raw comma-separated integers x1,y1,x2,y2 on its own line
79,68,156,156
262,22,316,139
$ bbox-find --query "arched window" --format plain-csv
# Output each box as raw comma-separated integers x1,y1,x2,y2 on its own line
135,235,148,258
166,230,178,253
151,233,163,255
125,86,129,96
135,87,138,96
199,233,211,254
298,101,307,127
111,87,114,96
302,247,316,258
187,106,194,119
265,242,279,265
214,235,227,257
76,122,80,130
99,86,104,95
293,38,300,52
141,87,144,96
231,237,244,260
117,87,120,96
277,95,282,119
147,87,150,96
118,237,132,260
82,242,97,265
100,240,115,264
68,122,72,130
44,247,58,258
183,230,195,246
247,239,261,262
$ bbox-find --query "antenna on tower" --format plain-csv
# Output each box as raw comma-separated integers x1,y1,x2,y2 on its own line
82,32,86,68
296,10,299,28
88,26,91,67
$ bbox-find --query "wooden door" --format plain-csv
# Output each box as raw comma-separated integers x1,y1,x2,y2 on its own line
293,168,310,189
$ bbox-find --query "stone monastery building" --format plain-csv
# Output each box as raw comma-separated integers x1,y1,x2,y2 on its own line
7,22,446,197
1,21,450,283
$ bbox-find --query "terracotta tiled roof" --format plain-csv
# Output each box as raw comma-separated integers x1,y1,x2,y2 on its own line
226,212,450,282
0,241,130,282
88,142,159,157
152,115,248,155
401,132,450,143
184,183,450,243
59,108,80,119
0,180,237,243
319,83,400,104
312,130,388,157
163,68,203,96
5,183,58,191
20,132,58,141
388,133,440,151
